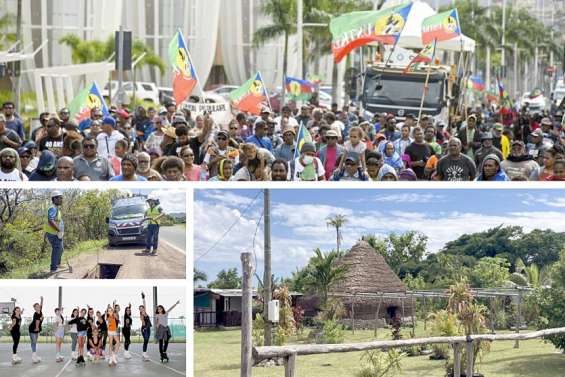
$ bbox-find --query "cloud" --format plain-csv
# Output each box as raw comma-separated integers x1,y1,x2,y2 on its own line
349,193,446,204
150,189,186,213
197,190,258,208
519,193,565,208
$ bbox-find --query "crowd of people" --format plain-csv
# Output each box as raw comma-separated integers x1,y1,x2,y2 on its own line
0,98,564,182
8,293,181,366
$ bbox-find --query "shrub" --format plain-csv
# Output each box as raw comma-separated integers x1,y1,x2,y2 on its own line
356,349,404,377
317,319,344,344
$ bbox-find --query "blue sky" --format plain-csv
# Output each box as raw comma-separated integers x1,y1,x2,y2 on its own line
194,189,565,284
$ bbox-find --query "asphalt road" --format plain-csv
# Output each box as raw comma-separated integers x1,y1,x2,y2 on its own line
158,225,186,253
0,343,186,377
48,225,186,279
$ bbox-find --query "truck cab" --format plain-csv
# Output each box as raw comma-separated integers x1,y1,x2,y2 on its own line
362,63,452,124
106,197,148,247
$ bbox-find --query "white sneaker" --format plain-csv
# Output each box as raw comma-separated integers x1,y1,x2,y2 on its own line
32,354,41,364
12,354,19,365
71,351,77,360
124,350,131,359
113,354,118,364
142,352,149,361
108,355,113,365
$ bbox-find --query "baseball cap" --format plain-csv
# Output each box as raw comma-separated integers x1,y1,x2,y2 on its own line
102,117,116,128
345,152,360,163
300,142,316,154
481,132,493,140
494,123,503,131
531,129,543,138
511,140,525,146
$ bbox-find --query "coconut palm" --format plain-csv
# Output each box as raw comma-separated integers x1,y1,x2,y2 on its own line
326,214,348,253
253,0,297,108
512,257,551,288
194,268,208,284
305,248,348,305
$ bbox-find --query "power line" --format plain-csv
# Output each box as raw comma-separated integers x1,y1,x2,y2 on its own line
195,190,262,262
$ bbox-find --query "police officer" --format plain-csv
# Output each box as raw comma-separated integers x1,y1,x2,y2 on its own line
45,191,64,272
143,196,164,254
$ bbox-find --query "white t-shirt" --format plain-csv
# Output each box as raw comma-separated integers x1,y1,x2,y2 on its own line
274,116,299,133
289,157,325,181
344,140,367,155
97,130,125,159
0,169,27,181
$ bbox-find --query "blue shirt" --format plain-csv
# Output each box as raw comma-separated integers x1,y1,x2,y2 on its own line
109,175,147,181
78,118,93,132
47,206,64,232
6,117,24,139
245,135,273,152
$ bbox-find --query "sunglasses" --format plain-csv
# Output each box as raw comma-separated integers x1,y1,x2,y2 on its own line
345,161,356,166
83,144,96,149
217,137,227,141
229,127,238,130
20,154,31,159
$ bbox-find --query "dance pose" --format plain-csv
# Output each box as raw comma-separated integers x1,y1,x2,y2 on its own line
139,292,152,361
155,299,180,363
69,308,89,366
29,296,44,363
9,306,23,365
68,308,79,360
123,303,132,359
106,306,120,366
54,306,65,362
88,328,103,362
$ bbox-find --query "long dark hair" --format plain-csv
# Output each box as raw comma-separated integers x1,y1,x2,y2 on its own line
11,306,20,318
156,305,165,314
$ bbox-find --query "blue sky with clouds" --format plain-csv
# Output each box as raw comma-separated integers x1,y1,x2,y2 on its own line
194,189,565,284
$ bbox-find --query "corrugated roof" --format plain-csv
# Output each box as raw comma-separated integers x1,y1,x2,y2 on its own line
193,288,303,297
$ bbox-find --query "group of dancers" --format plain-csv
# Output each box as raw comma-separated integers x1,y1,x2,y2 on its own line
8,292,181,366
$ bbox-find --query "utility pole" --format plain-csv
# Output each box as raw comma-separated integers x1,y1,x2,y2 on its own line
153,286,158,333
240,252,254,377
14,0,22,113
297,0,304,79
117,25,125,105
58,286,62,310
263,189,272,346
513,43,519,96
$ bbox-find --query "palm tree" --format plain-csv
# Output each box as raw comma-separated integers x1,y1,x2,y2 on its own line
326,214,348,253
194,268,208,284
512,257,550,288
305,248,348,305
253,0,296,108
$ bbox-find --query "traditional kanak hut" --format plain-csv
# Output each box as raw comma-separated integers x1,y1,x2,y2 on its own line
329,240,415,324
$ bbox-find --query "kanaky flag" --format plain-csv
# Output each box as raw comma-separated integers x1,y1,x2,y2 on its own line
330,3,412,63
229,72,268,115
294,121,313,160
468,76,485,91
285,77,315,101
168,30,197,105
422,9,461,45
403,42,435,74
68,82,109,123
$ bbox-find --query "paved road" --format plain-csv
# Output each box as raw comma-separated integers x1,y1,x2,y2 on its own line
159,225,186,252
48,226,186,279
0,343,186,377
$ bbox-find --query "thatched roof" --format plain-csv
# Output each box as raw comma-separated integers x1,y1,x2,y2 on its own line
331,240,407,295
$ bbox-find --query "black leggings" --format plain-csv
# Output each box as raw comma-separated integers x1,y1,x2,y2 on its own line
158,327,171,354
11,331,20,354
123,328,131,351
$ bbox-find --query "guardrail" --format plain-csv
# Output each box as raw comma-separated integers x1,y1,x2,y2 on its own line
253,327,565,377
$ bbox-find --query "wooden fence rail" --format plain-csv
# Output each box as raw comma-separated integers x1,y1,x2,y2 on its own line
252,327,565,377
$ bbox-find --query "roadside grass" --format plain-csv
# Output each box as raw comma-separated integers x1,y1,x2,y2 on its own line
195,325,565,377
3,239,107,279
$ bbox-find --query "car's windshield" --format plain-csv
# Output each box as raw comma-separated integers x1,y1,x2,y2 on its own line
111,204,146,219
364,75,443,108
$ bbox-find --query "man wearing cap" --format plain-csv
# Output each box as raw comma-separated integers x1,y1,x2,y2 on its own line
289,142,325,181
295,105,311,126
474,132,503,168
501,140,540,180
203,130,240,178
457,114,482,158
527,128,546,165
45,191,64,273
274,127,296,162
331,152,368,181
73,136,114,181
18,146,33,178
0,148,27,181
97,117,125,159
2,101,24,139
0,113,22,151
492,123,510,159
317,129,345,180
246,120,273,152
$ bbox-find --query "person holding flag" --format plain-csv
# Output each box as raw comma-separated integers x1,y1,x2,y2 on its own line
229,72,270,115
68,82,109,129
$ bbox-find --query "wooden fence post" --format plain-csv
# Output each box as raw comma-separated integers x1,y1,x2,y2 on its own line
352,293,356,335
514,291,522,349
374,294,383,337
241,252,253,377
465,339,474,377
453,342,462,377
284,352,297,377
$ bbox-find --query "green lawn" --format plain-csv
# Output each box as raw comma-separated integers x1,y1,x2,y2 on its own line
2,239,107,279
195,323,565,377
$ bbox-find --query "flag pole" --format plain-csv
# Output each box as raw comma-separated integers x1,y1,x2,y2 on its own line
258,71,273,113
179,28,207,104
417,39,437,126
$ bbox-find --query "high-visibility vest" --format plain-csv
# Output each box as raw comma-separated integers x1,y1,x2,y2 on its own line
44,206,61,235
145,206,161,225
